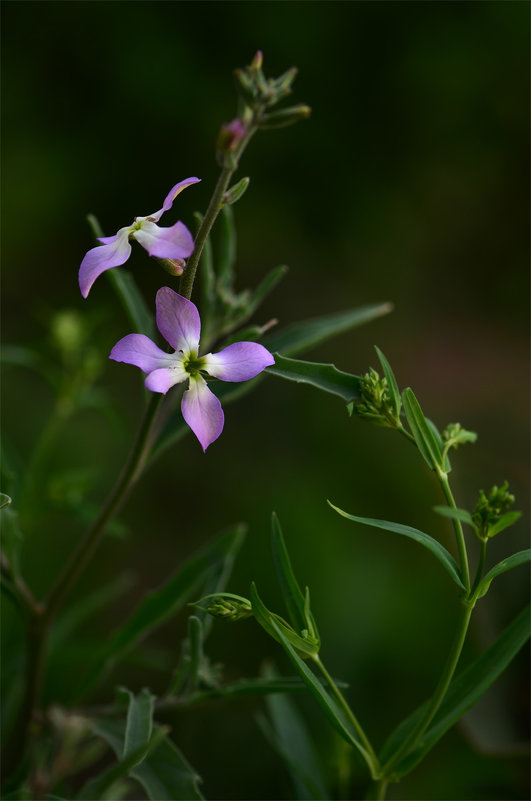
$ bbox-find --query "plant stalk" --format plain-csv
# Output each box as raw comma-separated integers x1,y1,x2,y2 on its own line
439,475,470,593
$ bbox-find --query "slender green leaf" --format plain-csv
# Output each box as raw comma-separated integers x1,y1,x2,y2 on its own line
402,388,444,472
250,583,319,658
259,665,329,799
217,205,236,289
267,617,373,766
262,303,393,356
94,719,203,800
488,510,522,538
374,346,401,418
76,525,246,696
76,726,166,800
433,506,475,528
243,265,288,320
195,212,215,322
122,688,155,766
271,513,309,633
267,354,361,403
50,573,134,648
380,604,531,777
184,616,204,693
87,214,155,338
474,550,531,600
185,675,347,704
328,502,465,591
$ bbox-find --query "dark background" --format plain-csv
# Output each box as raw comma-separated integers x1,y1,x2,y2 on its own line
2,2,529,799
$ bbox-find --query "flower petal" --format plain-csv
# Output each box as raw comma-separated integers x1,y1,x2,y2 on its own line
145,366,188,394
203,342,275,382
133,220,194,260
181,374,224,452
79,227,131,298
109,333,175,373
156,287,201,352
150,177,201,222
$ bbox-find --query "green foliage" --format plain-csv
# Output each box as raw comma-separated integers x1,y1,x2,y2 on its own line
75,525,245,696
402,388,445,473
258,666,329,800
380,605,530,777
328,502,466,591
92,717,204,800
474,550,531,600
267,355,361,403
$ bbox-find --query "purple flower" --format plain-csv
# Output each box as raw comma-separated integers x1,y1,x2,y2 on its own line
79,177,201,298
110,287,275,451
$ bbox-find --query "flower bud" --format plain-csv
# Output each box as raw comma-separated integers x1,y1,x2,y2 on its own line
194,593,253,622
352,368,400,428
159,257,185,276
442,422,477,451
223,177,250,206
259,104,311,129
472,481,517,540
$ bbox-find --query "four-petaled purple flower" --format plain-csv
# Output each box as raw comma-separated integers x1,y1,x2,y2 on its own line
79,178,200,298
110,287,275,451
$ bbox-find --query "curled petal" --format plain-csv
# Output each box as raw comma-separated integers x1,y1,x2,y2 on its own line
181,375,224,452
145,365,188,394
203,342,275,382
156,287,201,352
150,177,201,222
109,333,175,373
79,227,131,298
133,220,194,260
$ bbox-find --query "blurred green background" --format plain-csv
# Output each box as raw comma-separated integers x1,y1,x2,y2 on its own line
2,1,529,799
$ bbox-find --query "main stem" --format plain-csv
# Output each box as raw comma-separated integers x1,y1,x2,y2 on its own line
439,473,470,593
381,601,473,777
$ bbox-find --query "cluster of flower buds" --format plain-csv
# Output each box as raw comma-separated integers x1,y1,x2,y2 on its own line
195,593,253,622
233,51,311,129
352,368,400,429
472,481,520,541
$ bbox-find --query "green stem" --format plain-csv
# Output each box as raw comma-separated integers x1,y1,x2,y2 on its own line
179,125,257,301
312,654,381,778
439,475,470,593
470,537,487,598
374,779,389,801
381,602,473,777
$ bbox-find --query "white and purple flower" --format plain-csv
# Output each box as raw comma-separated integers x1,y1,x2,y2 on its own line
79,177,201,298
110,287,275,451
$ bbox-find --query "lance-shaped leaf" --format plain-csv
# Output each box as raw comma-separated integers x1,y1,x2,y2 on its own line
402,388,444,473
217,204,237,289
87,214,155,339
76,525,246,697
267,355,361,403
380,604,531,777
258,665,329,800
93,718,204,800
328,502,466,591
433,506,475,528
265,615,375,771
250,583,319,658
271,513,319,642
120,687,155,767
374,346,401,419
235,265,287,325
183,675,347,704
263,303,392,355
77,725,166,800
474,550,531,600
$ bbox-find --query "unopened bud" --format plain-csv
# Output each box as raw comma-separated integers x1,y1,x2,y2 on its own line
472,481,518,539
223,177,250,206
194,593,253,622
251,51,263,70
352,368,399,428
159,258,185,277
259,104,311,130
443,423,477,451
